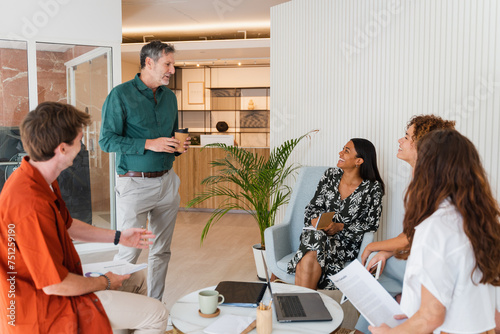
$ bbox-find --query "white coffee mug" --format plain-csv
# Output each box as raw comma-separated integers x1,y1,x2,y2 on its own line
199,290,224,314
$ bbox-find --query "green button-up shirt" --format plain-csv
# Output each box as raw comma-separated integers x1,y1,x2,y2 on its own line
99,74,178,175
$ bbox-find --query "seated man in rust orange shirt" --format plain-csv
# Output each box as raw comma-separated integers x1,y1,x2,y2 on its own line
0,102,168,333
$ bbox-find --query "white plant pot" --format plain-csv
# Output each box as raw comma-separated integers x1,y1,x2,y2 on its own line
252,244,268,281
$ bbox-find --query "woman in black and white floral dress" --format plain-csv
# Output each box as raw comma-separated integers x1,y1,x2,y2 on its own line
287,138,384,290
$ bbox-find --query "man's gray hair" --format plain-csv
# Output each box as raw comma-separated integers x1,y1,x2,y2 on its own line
140,40,175,68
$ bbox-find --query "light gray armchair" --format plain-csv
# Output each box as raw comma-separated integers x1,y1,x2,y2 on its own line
264,166,374,284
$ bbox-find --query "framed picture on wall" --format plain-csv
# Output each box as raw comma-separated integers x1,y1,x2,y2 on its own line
188,82,204,104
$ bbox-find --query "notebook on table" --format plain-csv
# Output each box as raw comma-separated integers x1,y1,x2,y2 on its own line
261,253,333,323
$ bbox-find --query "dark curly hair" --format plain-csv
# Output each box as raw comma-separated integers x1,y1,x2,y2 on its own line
407,114,456,142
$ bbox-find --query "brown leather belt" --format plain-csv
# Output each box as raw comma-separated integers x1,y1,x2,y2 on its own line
118,170,169,178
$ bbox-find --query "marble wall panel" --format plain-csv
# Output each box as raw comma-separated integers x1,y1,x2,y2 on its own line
0,46,97,126
36,50,67,104
0,48,29,127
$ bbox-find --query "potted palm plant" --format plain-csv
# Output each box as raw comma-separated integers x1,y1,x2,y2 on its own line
186,130,317,279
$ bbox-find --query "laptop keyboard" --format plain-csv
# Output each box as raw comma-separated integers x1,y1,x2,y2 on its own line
277,295,306,318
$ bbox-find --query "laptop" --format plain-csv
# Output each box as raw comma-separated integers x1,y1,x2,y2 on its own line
261,253,332,323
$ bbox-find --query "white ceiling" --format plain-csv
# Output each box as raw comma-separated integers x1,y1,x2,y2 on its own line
122,0,288,42
121,0,289,66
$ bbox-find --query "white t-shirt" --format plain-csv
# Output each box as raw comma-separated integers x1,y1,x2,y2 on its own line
400,199,499,333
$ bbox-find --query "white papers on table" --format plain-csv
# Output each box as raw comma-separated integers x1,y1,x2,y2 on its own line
203,314,255,334
328,260,406,328
82,260,147,277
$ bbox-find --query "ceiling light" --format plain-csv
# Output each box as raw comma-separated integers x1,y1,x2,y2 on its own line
196,63,200,67
238,62,241,66
123,21,270,34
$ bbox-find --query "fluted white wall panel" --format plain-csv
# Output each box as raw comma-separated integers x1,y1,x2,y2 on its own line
271,0,500,240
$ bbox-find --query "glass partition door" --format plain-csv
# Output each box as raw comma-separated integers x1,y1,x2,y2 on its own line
65,47,114,230
35,43,114,231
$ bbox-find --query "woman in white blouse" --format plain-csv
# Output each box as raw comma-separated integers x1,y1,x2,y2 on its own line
370,129,500,334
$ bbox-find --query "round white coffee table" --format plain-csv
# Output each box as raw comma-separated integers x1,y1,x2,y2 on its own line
170,282,344,334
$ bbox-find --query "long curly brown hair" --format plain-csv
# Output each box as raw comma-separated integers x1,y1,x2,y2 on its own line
407,114,456,142
396,129,500,286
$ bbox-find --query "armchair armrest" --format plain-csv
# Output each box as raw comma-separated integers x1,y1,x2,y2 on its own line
265,223,292,260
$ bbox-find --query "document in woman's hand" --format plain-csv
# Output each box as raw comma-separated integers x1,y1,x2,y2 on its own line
329,260,406,328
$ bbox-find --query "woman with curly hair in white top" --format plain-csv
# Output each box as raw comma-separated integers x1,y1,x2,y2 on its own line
370,129,500,334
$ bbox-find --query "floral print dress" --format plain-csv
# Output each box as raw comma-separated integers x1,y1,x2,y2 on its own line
287,167,383,289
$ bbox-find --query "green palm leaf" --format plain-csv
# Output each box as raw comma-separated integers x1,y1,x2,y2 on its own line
186,130,318,246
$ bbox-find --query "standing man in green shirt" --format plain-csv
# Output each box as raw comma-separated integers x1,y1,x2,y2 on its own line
99,40,190,301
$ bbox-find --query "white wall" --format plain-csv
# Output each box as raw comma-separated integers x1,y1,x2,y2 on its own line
0,0,121,45
122,61,140,83
271,0,500,240
0,0,122,109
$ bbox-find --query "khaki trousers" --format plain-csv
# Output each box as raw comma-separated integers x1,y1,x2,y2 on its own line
95,270,169,334
114,170,181,300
